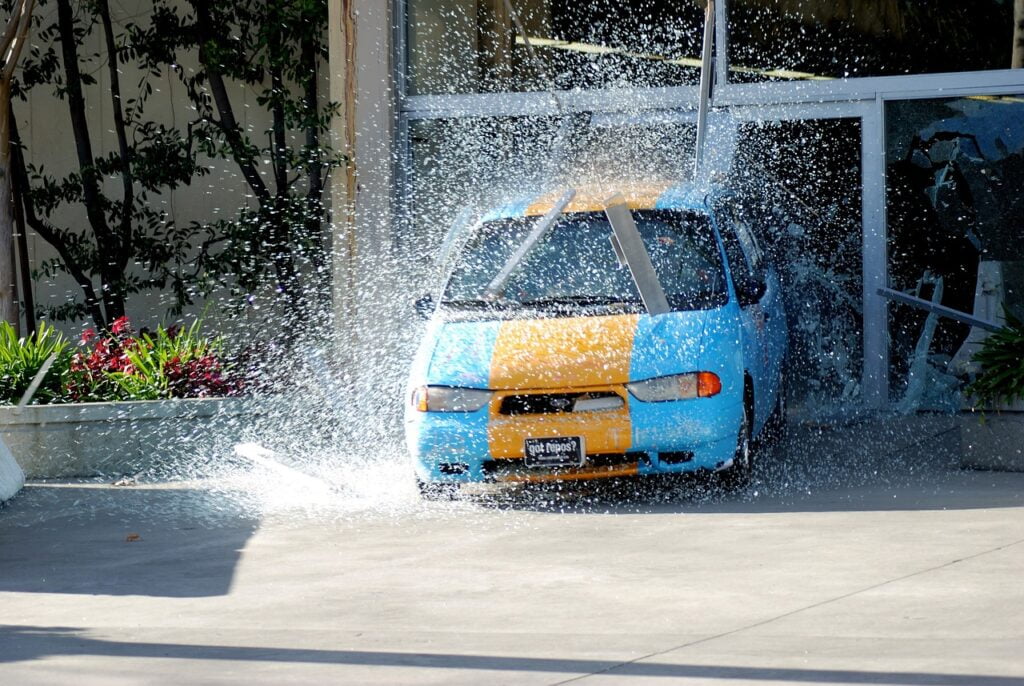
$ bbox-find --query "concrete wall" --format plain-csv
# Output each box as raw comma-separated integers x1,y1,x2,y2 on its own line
0,399,259,479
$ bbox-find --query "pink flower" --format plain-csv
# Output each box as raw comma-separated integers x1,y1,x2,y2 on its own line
80,328,96,345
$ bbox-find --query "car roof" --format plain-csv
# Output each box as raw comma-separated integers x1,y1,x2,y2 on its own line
482,181,723,222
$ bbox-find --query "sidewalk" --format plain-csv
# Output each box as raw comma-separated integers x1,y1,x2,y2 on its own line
1,418,1022,685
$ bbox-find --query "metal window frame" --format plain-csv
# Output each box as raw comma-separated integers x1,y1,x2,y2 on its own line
392,0,1024,408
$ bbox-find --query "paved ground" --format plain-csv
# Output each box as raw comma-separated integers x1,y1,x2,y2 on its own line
2,417,1024,685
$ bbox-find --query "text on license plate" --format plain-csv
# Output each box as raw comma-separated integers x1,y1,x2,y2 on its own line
523,436,585,468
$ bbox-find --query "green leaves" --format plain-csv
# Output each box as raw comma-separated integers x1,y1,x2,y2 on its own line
0,322,71,405
65,318,242,402
967,308,1024,408
107,321,219,400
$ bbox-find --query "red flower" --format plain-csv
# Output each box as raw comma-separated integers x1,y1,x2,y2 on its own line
110,316,132,336
79,328,96,345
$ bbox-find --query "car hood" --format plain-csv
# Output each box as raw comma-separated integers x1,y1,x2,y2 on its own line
414,309,726,391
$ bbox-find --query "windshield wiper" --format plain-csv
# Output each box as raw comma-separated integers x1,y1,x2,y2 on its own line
484,189,577,299
440,298,520,309
520,296,639,308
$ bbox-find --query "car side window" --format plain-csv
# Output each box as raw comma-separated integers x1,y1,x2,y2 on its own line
717,203,765,285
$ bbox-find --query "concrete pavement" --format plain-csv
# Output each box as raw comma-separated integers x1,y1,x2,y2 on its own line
1,423,1023,685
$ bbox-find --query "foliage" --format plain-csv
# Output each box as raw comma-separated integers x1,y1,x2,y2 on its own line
11,0,338,330
0,320,70,404
66,317,242,402
127,0,341,323
10,0,209,328
966,308,1024,408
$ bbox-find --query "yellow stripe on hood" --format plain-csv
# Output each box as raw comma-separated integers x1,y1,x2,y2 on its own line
489,314,639,390
525,182,672,216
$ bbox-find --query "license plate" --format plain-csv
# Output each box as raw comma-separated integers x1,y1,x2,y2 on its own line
523,436,585,469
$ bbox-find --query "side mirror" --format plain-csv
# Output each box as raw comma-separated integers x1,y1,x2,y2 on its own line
736,276,766,307
414,294,436,320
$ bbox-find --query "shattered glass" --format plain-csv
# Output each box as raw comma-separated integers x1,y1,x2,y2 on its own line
886,94,1024,411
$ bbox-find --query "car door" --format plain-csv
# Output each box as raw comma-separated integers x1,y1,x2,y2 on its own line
716,200,778,433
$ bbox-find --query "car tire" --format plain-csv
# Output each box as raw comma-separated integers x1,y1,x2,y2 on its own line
417,479,460,501
721,402,753,490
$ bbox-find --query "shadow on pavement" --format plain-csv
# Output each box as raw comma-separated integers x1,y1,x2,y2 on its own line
0,484,259,598
0,625,1019,685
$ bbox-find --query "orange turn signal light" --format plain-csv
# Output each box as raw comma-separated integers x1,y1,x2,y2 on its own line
696,372,722,398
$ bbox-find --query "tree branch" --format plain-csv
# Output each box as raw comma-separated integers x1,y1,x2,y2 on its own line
303,32,323,206
1,0,34,83
54,0,112,248
96,0,135,270
188,0,271,204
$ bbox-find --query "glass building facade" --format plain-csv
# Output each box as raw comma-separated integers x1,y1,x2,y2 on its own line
394,0,1024,412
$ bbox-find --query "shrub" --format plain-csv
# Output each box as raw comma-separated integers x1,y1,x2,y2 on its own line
0,322,71,405
66,317,243,402
966,308,1024,408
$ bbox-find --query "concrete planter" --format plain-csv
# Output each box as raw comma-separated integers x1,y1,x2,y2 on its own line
960,398,1024,472
0,398,262,479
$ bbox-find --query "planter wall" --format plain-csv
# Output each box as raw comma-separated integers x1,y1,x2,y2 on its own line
960,400,1024,472
0,398,263,479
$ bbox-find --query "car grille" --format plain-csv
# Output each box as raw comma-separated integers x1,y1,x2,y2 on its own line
498,391,624,415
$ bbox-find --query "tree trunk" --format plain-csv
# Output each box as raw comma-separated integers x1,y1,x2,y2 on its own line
1014,0,1024,68
10,122,107,329
0,81,17,330
0,0,35,330
55,0,125,325
12,172,33,334
303,32,328,308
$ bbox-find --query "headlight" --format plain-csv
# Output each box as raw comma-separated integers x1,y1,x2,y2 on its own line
411,385,493,412
627,372,722,402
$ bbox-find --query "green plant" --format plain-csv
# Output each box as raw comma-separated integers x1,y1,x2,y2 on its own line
966,308,1024,408
67,317,242,402
0,321,70,404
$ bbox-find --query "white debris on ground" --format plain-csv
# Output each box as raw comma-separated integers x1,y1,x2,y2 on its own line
0,435,25,504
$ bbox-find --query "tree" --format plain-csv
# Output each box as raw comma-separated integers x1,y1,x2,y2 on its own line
12,0,338,333
12,0,206,329
128,0,341,326
0,0,34,329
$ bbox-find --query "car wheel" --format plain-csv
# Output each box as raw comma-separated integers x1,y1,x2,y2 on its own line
417,479,460,501
721,403,753,489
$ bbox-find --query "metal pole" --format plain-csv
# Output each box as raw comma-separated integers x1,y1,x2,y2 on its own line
485,189,576,298
861,97,889,408
876,287,1000,332
694,0,716,178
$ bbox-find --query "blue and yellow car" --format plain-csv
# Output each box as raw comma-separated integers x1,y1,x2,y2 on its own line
405,182,787,498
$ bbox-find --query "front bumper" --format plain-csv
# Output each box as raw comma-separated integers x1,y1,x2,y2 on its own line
406,388,742,484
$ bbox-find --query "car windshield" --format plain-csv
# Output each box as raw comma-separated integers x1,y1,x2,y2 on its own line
442,210,727,312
